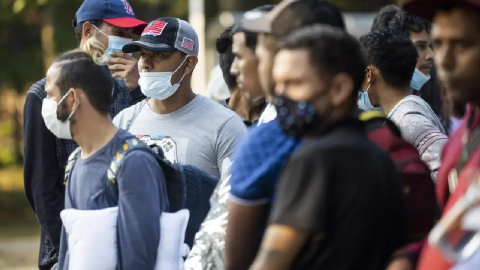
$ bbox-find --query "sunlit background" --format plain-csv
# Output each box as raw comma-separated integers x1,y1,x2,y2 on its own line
0,0,402,269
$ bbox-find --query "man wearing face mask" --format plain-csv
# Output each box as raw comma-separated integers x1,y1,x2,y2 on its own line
113,18,247,180
250,25,407,270
358,29,447,182
388,11,446,120
22,1,147,269
43,37,167,270
224,1,346,269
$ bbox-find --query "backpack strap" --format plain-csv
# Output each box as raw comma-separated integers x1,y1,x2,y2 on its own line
64,147,82,185
359,110,402,137
106,138,186,212
125,99,149,131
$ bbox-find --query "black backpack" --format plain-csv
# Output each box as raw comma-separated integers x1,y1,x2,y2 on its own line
64,137,217,248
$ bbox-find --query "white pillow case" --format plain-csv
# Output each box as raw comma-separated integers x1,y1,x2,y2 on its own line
61,207,190,270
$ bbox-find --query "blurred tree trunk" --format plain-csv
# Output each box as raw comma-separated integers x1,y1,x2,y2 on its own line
40,5,55,72
13,96,22,164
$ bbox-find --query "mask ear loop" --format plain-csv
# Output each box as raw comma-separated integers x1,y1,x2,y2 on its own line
92,24,109,38
172,56,190,86
59,90,79,121
364,68,374,93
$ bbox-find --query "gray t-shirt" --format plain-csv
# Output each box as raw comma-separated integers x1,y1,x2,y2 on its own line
388,95,448,181
113,95,247,179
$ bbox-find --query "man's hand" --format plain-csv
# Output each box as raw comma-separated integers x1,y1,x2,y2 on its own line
108,52,140,90
386,257,414,270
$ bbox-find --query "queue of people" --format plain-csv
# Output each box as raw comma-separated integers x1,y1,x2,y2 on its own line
21,0,480,269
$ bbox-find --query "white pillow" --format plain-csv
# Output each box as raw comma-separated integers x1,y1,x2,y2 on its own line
61,207,190,270
157,210,191,269
61,207,118,270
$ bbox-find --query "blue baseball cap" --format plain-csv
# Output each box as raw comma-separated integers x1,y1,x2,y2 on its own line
73,0,147,35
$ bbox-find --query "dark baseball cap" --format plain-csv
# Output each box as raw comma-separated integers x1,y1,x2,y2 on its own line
403,0,480,21
122,18,199,56
242,0,345,37
73,0,147,35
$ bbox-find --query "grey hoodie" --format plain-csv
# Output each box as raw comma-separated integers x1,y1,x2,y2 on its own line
388,95,448,182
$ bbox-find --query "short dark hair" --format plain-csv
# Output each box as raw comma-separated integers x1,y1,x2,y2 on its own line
74,20,103,45
216,26,236,91
360,29,418,89
279,25,367,103
371,5,400,31
233,5,275,50
437,3,480,29
53,37,112,114
389,11,431,37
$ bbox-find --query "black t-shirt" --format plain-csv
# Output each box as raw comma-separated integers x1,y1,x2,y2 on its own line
270,118,407,270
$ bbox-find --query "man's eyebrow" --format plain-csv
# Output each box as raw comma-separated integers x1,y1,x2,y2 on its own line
414,40,428,45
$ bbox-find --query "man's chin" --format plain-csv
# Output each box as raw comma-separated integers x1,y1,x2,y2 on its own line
420,67,432,75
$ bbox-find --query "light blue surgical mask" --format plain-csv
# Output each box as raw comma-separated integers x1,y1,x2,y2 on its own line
410,68,431,91
358,70,381,111
93,25,132,59
358,85,377,111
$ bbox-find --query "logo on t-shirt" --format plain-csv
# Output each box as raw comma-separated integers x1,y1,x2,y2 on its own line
136,135,178,164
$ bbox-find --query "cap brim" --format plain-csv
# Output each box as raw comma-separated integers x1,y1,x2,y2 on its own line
241,14,272,33
122,40,177,54
402,0,479,21
103,17,148,35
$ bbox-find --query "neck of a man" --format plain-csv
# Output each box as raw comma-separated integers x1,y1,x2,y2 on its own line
149,82,196,115
378,85,411,116
245,99,265,122
73,112,118,159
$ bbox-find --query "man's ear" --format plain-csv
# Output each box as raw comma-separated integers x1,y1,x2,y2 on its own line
330,73,354,107
82,22,95,40
184,55,198,75
366,65,376,85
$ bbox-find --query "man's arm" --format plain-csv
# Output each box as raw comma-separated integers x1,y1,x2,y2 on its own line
400,114,448,182
23,90,64,251
249,225,310,270
116,151,167,270
225,202,270,270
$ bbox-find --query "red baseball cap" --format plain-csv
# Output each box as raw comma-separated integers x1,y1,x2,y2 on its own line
402,0,480,21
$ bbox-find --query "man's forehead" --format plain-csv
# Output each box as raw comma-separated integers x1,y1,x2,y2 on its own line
46,65,60,80
232,32,245,44
275,49,311,75
433,8,480,36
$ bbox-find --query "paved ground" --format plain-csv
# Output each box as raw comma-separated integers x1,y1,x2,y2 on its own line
0,237,39,270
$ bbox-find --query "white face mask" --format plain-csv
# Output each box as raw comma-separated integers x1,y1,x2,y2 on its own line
139,57,188,100
41,90,78,140
93,25,132,59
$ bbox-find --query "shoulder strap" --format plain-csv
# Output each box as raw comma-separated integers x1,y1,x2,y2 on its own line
126,99,149,131
107,138,186,212
64,147,82,185
359,110,402,137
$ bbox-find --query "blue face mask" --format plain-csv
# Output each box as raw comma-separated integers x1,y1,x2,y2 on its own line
93,25,132,60
358,82,381,111
410,68,431,91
